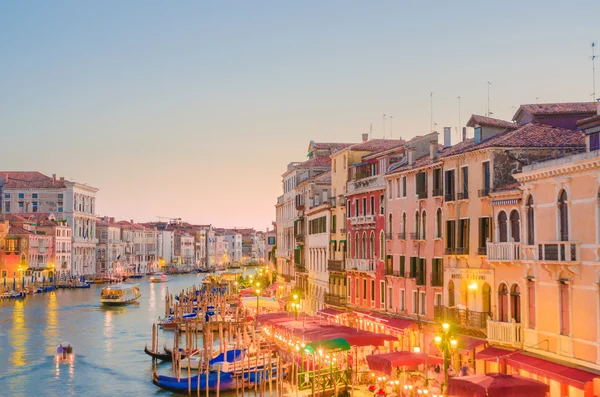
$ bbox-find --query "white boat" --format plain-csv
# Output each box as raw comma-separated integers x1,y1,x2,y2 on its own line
211,352,277,374
180,347,245,370
100,283,141,305
149,273,168,283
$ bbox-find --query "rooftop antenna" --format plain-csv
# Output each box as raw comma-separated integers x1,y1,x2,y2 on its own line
389,116,394,139
487,81,492,117
382,114,386,138
592,42,597,100
457,96,462,128
430,92,434,132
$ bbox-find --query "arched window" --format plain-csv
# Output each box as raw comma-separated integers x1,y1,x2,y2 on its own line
448,280,455,307
380,231,385,260
498,211,508,242
498,283,509,322
436,208,442,238
347,233,351,258
510,210,520,242
362,232,367,259
415,211,420,239
511,284,521,323
402,212,407,237
422,211,427,240
355,233,359,258
559,190,569,241
388,213,393,235
526,196,535,245
370,232,375,259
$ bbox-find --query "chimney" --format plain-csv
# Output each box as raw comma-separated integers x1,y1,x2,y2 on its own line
430,140,438,159
597,102,600,115
362,133,369,142
60,177,64,181
408,148,415,166
462,127,467,142
52,174,56,181
443,127,452,148
4,173,8,182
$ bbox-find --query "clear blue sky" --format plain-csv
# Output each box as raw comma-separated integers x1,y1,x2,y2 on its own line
1,1,598,229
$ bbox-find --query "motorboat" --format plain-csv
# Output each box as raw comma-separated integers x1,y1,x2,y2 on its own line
149,273,168,283
100,283,141,305
56,342,74,362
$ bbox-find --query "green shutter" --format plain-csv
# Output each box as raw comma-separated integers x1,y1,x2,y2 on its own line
400,255,405,276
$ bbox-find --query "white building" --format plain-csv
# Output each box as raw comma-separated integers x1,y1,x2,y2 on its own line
224,232,242,263
95,217,125,274
215,234,227,265
158,229,175,267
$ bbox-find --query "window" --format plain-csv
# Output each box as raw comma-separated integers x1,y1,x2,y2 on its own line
421,211,426,240
498,283,509,322
420,292,426,315
58,207,63,213
498,211,508,242
370,232,375,259
362,197,367,216
4,193,9,199
400,289,405,311
511,284,521,323
412,291,418,314
4,202,10,212
402,212,407,237
461,166,469,199
58,193,63,199
355,199,359,217
379,194,385,214
559,281,570,335
18,193,24,199
591,133,600,151
388,180,393,199
409,257,417,278
416,171,427,198
416,258,426,286
435,293,442,307
445,220,456,251
402,176,407,197
510,210,520,242
399,255,405,276
433,168,442,196
370,196,375,215
474,127,482,143
363,279,367,300
559,190,568,241
527,279,536,329
458,219,469,252
380,280,385,307
482,162,490,194
371,279,375,301
448,280,455,307
431,258,443,287
268,236,276,245
362,232,367,259
387,286,393,309
436,208,442,238
415,211,420,238
355,233,359,258
355,279,359,298
333,159,337,173
388,214,393,235
32,193,38,199
347,277,351,297
479,217,491,251
526,196,535,245
32,202,38,213
444,169,455,200
379,231,385,260
396,178,401,198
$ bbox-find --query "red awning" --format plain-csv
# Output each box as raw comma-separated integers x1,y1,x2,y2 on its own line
506,352,599,389
366,352,443,376
476,347,516,361
448,373,549,397
344,334,396,347
456,336,486,352
316,308,345,318
267,283,279,291
386,318,412,332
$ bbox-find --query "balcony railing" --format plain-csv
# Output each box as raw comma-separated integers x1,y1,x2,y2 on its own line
409,232,424,241
347,258,375,272
340,228,347,234
477,247,487,255
294,263,307,273
455,247,468,255
487,241,521,261
329,197,337,207
487,319,523,348
350,215,377,226
434,305,489,329
347,174,385,194
282,273,293,282
397,232,406,240
417,191,428,199
327,259,344,272
432,188,443,197
457,192,469,200
445,193,455,202
478,189,490,197
385,232,394,240
295,234,305,243
536,241,580,262
324,294,347,307
444,247,456,255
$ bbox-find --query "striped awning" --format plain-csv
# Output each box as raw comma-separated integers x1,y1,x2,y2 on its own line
492,198,520,206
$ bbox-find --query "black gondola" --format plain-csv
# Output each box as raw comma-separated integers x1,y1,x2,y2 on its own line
144,344,174,361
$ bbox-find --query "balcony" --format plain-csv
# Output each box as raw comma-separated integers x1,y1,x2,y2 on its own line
385,232,394,240
329,197,337,207
434,305,489,329
295,234,305,243
347,174,385,194
397,232,406,240
455,247,468,255
432,188,443,197
444,247,456,255
340,228,347,234
457,192,469,200
535,241,580,262
487,241,521,262
445,193,455,202
487,319,523,348
350,215,376,226
327,259,344,272
347,258,375,272
409,232,424,241
282,273,293,282
478,189,490,198
417,191,428,199
294,264,307,273
338,195,346,207
477,247,487,255
324,294,347,307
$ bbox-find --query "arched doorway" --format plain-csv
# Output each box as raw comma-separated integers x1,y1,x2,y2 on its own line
482,283,491,316
448,280,455,307
511,284,521,323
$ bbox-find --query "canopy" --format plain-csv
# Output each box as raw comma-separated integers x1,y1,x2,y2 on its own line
316,308,345,318
366,352,442,376
242,296,283,310
447,373,549,397
304,338,351,354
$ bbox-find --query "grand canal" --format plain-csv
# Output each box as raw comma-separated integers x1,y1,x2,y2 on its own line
0,272,256,397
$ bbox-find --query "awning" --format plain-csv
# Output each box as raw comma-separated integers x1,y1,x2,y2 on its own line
448,373,549,397
366,352,443,376
304,338,351,354
344,334,395,347
455,335,486,353
317,308,345,318
242,296,283,310
267,283,279,292
476,347,516,361
386,318,413,333
505,352,600,389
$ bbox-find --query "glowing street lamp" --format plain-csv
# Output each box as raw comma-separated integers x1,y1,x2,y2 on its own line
434,322,457,389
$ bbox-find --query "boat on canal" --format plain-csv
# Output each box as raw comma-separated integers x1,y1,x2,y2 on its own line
149,273,168,283
56,341,74,362
100,283,141,305
152,367,276,393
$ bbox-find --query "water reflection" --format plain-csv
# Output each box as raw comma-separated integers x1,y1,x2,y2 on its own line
103,309,113,353
46,292,59,356
11,299,27,367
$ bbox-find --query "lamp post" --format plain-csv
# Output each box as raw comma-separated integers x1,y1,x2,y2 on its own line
292,294,299,320
433,323,457,390
255,288,261,328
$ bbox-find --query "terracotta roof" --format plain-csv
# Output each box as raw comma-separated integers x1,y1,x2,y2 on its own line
493,181,521,192
442,123,585,158
311,143,354,150
387,154,442,175
467,115,518,130
348,139,406,152
515,102,598,117
297,156,331,168
576,114,600,127
8,225,34,235
313,170,332,184
0,171,68,189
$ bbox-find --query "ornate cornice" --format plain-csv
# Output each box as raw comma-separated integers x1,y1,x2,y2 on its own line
515,156,600,183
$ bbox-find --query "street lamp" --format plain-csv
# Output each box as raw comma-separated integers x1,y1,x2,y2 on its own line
434,323,457,390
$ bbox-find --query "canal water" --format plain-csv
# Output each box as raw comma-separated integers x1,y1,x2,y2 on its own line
0,271,259,397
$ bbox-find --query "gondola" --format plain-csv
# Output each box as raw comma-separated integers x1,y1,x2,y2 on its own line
144,344,174,361
152,370,235,393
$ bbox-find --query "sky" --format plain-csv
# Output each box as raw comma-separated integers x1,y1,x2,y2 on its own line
1,1,598,230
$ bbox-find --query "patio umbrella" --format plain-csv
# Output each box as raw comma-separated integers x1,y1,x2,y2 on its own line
447,373,549,397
